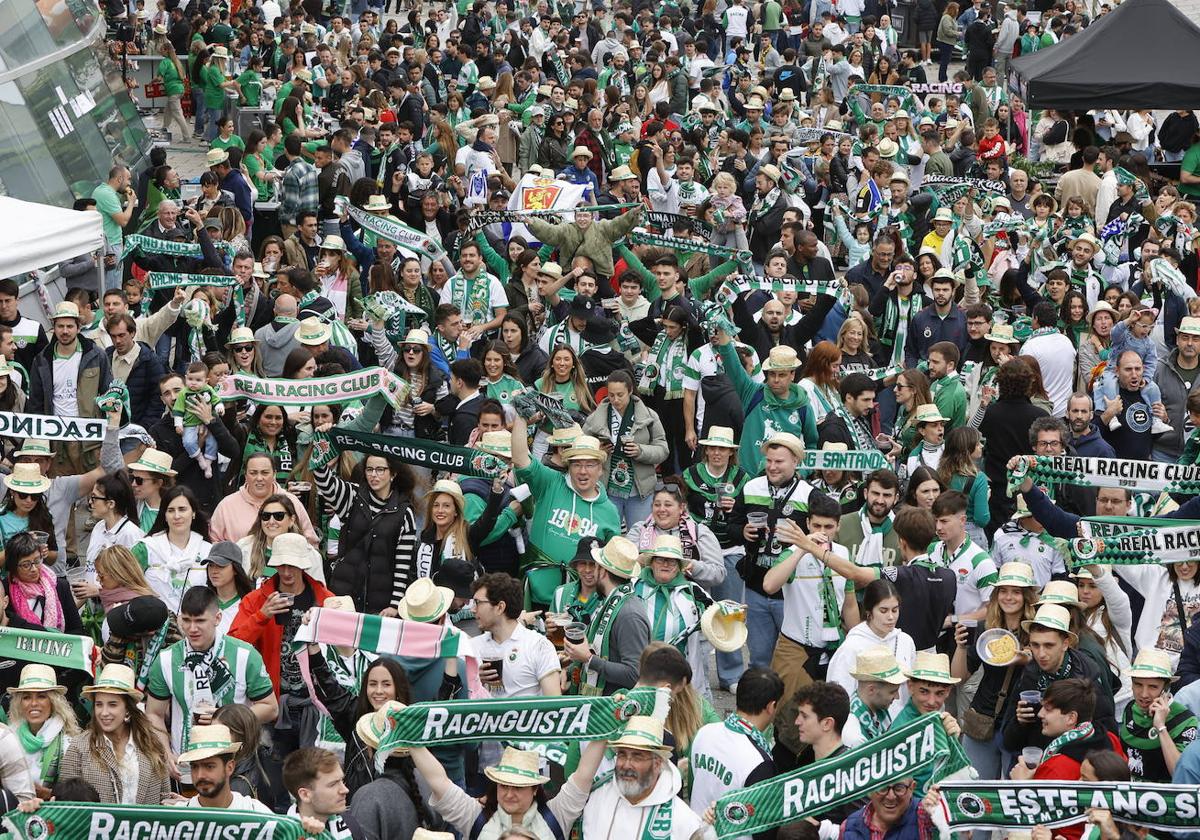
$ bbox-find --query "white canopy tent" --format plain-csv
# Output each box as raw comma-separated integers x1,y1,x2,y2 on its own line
0,196,106,281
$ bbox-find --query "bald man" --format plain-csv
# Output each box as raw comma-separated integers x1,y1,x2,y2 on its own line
256,294,302,376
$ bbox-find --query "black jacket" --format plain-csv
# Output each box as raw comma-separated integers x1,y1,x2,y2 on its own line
732,289,836,366
434,392,485,446
1001,648,1118,753
149,411,240,513
107,341,166,428
980,396,1049,523
747,192,789,263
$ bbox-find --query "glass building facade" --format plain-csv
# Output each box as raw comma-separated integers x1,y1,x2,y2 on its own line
0,0,153,205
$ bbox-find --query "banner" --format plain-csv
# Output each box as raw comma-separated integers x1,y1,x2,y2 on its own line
920,175,1008,194
347,205,445,258
1007,455,1200,496
3,802,314,840
121,233,239,261
937,781,1200,833
370,687,666,766
323,427,508,478
219,368,407,410
803,449,888,473
0,411,106,443
840,362,905,382
795,126,855,143
715,273,843,305
713,713,969,840
146,271,240,291
503,174,591,244
0,627,96,675
644,210,714,237
910,82,964,95
628,230,751,262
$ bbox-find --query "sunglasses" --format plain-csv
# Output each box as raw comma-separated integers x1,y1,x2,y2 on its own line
232,345,255,353
259,510,289,521
11,491,38,500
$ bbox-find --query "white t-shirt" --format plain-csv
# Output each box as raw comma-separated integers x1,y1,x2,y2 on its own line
1022,332,1076,416
779,543,851,647
51,350,82,418
439,272,508,326
689,718,773,823
927,535,998,616
475,623,561,697
184,791,274,814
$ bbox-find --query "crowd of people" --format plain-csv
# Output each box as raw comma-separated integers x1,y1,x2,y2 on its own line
10,0,1200,836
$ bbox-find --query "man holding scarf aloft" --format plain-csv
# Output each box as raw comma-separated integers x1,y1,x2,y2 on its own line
1120,648,1198,782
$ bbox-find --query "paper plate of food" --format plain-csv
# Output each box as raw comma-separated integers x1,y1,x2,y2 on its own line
977,628,1021,666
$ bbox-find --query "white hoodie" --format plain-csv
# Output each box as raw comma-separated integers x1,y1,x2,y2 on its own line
583,761,710,840
825,621,917,715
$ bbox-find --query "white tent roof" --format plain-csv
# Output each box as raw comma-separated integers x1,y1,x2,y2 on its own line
0,196,106,280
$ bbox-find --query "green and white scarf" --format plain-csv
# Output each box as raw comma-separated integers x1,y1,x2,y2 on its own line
1042,722,1095,761
882,293,921,366
639,332,687,400
628,230,750,262
221,368,407,410
449,271,496,326
579,582,637,696
634,567,709,651
715,273,843,305
3,803,321,840
830,403,877,453
1007,455,1200,496
724,712,772,756
849,692,891,741
606,403,636,497
0,627,95,674
347,204,446,258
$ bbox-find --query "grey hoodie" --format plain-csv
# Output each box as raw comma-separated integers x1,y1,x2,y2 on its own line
254,319,300,377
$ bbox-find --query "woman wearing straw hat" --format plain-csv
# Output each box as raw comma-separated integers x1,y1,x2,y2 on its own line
225,326,264,378
373,328,448,440
127,447,176,533
409,737,608,840
1120,648,1197,782
61,664,171,804
903,404,948,477
7,664,80,798
314,235,364,323
948,561,1037,783
415,479,497,581
0,464,58,566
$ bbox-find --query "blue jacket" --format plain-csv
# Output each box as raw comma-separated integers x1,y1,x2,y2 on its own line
107,341,166,428
557,164,600,198
1069,423,1116,459
903,303,968,368
1025,483,1200,539
841,801,928,840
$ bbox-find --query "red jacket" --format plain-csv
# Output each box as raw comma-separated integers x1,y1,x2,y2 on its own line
1033,729,1124,840
230,574,333,696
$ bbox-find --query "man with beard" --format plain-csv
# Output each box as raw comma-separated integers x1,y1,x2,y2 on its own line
1156,317,1200,462
868,255,927,376
962,304,994,364
287,749,366,839
1066,393,1116,458
582,716,704,840
836,469,902,569
904,269,967,367
819,374,880,451
178,723,274,812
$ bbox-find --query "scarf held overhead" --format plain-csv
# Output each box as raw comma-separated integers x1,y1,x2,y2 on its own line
347,205,446,258
713,713,970,840
1007,455,1200,496
1070,522,1200,566
0,626,96,675
219,368,407,410
317,427,508,478
3,803,323,840
0,411,106,443
937,781,1200,833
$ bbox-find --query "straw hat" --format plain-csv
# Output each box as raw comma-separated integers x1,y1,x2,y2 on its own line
364,194,391,212
297,317,332,345
178,723,242,763
4,464,51,495
902,651,960,685
211,45,229,58
484,747,551,786
778,88,797,102
477,431,513,458
153,22,168,34
608,716,672,755
913,404,950,425
762,345,800,371
396,577,455,623
8,664,66,694
571,146,593,160
876,137,899,158
762,432,804,461
994,562,1037,589
129,447,177,476
759,164,782,183
1038,580,1082,608
51,301,81,323
697,426,738,449
984,323,1021,344
821,441,849,453
1069,566,1096,581
745,96,765,110
430,478,465,514
608,165,637,181
537,262,564,281
1022,603,1078,642
401,328,429,347
1088,301,1118,329
591,536,639,579
932,208,954,223
700,601,747,653
83,664,143,700
267,532,314,570
323,595,356,612
1128,648,1179,682
1179,316,1200,336
225,326,257,347
548,424,583,448
252,262,269,279
1070,232,1101,251
412,831,454,840
478,76,497,91
320,234,347,253
13,439,52,459
850,647,908,685
639,534,685,566
1011,493,1034,520
356,700,406,749
294,68,313,83
563,435,606,462
205,148,230,167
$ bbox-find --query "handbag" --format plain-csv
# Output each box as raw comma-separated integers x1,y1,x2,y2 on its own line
961,656,1018,742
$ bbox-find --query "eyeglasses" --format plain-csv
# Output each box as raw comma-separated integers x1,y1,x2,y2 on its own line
473,598,495,607
654,482,682,496
130,475,146,485
89,494,109,503
364,466,390,474
403,347,424,355
11,491,37,500
259,510,289,521
879,782,914,799
16,559,41,571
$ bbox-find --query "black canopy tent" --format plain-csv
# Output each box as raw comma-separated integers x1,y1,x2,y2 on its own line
1010,0,1200,110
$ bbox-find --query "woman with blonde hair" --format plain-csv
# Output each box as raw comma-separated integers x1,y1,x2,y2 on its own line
61,664,171,804
493,72,515,105
8,664,81,798
892,368,933,453
426,113,459,166
94,544,156,619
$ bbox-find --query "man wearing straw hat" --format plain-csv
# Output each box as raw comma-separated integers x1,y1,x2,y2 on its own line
1120,648,1197,782
842,647,909,748
176,723,273,813
689,668,782,823
991,494,1069,588
582,715,705,840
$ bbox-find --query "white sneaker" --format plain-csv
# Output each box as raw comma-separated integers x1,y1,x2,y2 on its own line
1152,418,1174,434
1108,415,1122,430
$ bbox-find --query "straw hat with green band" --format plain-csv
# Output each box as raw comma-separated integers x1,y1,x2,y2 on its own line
12,439,51,459
484,746,551,786
477,430,512,458
178,724,243,763
609,716,672,755
396,577,454,623
8,664,66,694
357,701,408,750
1021,603,1078,643
1038,580,1082,608
4,464,51,495
591,536,638,579
697,426,738,449
639,534,685,566
850,647,908,686
129,447,177,476
902,651,960,685
994,562,1037,589
913,404,950,425
984,322,1021,345
82,663,143,700
1128,648,1180,682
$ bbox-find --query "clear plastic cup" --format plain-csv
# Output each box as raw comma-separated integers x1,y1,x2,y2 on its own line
1021,747,1043,768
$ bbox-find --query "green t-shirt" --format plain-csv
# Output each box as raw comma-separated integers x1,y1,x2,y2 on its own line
274,80,294,115
1182,145,1200,199
235,69,263,107
159,57,185,97
91,183,124,249
245,153,272,201
210,134,245,153
514,458,622,573
763,0,782,30
201,63,227,109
